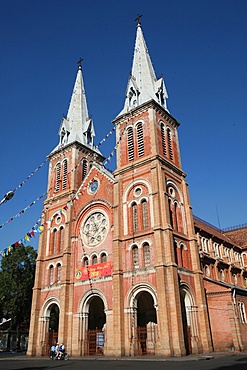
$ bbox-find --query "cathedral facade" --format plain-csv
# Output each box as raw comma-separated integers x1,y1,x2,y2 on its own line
27,22,247,357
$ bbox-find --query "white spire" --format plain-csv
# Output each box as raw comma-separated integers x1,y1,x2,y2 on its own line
118,21,168,116
54,63,96,152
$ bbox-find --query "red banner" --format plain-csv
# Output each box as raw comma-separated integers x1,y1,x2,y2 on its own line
75,261,113,281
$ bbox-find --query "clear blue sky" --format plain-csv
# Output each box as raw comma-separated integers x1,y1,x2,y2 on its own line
0,0,247,251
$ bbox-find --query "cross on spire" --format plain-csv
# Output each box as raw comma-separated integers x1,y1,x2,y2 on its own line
135,14,142,25
77,57,83,68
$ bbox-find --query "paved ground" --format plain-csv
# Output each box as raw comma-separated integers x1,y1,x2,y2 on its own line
1,351,247,370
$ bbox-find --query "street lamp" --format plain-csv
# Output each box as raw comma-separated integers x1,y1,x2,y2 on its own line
0,191,15,206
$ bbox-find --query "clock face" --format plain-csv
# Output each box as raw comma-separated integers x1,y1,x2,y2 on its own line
89,179,99,194
81,211,108,247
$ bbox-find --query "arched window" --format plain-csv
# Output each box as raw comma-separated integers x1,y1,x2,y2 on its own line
62,159,68,190
168,199,173,228
127,127,134,161
141,199,148,229
143,243,150,267
92,255,98,265
137,122,144,157
58,226,64,252
101,253,107,263
161,123,166,156
83,257,89,267
57,263,62,283
174,202,178,231
82,159,88,180
167,128,173,160
55,163,61,192
49,265,54,285
132,245,139,269
53,229,57,254
132,202,138,232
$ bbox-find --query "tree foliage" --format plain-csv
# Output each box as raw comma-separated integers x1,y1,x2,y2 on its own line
0,244,37,333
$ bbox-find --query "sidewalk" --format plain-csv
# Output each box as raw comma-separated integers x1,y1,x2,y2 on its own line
1,350,247,362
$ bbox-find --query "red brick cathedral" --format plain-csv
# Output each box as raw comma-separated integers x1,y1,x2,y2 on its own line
27,21,247,357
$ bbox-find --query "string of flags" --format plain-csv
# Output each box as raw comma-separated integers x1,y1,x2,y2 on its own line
0,127,117,229
12,158,48,194
0,121,129,258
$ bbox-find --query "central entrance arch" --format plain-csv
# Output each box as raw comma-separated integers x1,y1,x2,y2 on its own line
81,292,107,356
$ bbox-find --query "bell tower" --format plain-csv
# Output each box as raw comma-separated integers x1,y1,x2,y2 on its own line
27,62,104,356
111,19,212,356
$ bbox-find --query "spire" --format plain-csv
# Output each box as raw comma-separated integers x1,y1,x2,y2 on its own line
117,18,168,116
54,60,97,152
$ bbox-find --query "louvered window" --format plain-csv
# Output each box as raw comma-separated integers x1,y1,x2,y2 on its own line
167,128,173,160
82,160,87,180
137,123,144,157
161,123,166,156
62,159,68,190
127,127,134,161
55,163,61,192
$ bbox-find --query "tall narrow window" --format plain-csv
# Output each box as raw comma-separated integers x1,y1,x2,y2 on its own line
92,255,98,265
161,123,166,156
82,159,88,180
53,229,57,254
167,128,173,160
57,263,62,283
132,202,138,232
141,199,148,229
137,122,144,157
127,127,134,161
49,265,54,285
143,243,150,267
101,253,107,263
58,226,64,252
62,159,68,190
55,163,61,192
174,202,178,231
168,199,174,228
132,245,139,269
83,257,89,267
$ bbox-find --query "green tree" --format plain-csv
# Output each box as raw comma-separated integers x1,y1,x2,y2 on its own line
0,244,37,350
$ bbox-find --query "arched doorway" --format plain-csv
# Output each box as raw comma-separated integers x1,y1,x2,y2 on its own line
136,291,157,355
87,296,106,355
45,303,60,355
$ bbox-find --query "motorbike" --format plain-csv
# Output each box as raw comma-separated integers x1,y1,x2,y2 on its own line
50,351,69,360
